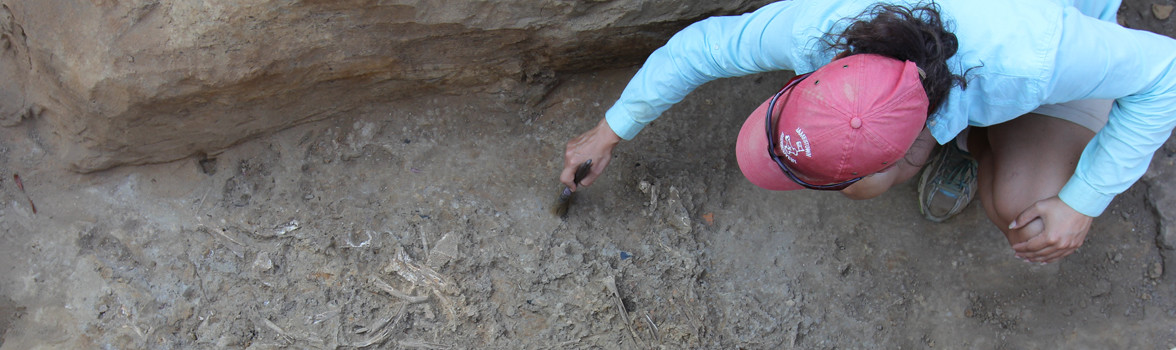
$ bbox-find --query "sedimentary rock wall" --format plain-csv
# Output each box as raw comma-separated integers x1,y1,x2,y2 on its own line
0,0,770,172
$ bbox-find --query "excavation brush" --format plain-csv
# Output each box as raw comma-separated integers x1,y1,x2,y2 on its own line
553,159,592,218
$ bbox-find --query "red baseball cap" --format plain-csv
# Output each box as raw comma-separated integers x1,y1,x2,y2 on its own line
735,54,929,191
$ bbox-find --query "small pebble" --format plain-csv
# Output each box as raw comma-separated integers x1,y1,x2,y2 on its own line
1148,262,1163,279
1154,4,1174,20
253,252,274,272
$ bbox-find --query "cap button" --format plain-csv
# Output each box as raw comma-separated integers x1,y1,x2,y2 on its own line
850,117,863,129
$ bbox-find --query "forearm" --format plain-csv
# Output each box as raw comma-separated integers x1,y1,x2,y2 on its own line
1049,10,1176,216
606,1,805,140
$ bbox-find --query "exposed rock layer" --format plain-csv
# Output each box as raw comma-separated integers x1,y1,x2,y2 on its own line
0,0,770,172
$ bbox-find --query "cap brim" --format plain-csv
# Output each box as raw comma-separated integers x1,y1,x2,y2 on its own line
735,95,805,191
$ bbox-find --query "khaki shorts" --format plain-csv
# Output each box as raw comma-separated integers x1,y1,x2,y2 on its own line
1030,99,1113,133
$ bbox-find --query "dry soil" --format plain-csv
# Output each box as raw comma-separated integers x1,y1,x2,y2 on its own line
1,1,1175,349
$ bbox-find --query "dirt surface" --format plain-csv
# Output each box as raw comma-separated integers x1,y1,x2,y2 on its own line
2,2,1176,349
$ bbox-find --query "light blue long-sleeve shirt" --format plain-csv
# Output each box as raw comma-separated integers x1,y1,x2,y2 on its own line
603,0,1176,217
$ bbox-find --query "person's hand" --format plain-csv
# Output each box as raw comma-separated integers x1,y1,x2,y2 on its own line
561,118,621,190
1009,196,1094,263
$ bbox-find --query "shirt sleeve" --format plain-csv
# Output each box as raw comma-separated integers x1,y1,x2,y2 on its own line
1047,8,1176,217
604,1,816,140
1050,0,1122,22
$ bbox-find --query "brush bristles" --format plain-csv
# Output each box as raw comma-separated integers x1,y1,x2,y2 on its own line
552,187,573,218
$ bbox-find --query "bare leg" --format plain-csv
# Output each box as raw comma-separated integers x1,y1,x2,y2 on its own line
968,113,1095,248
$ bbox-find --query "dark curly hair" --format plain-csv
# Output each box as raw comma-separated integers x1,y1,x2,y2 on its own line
824,2,967,115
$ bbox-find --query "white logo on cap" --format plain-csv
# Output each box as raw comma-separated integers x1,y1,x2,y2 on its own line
778,127,812,163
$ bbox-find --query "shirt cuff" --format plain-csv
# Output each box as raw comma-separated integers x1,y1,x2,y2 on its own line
1057,175,1115,217
604,105,646,141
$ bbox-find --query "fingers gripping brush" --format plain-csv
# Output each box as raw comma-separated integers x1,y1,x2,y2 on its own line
553,159,592,218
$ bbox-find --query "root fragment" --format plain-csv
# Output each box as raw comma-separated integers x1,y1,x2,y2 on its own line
604,275,647,349
345,303,408,348
370,275,430,304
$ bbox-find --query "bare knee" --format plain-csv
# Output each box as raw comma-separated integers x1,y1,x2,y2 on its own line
989,195,1022,228
987,194,1042,245
839,179,891,200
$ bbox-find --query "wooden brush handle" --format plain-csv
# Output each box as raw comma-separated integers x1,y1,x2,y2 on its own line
573,159,592,185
